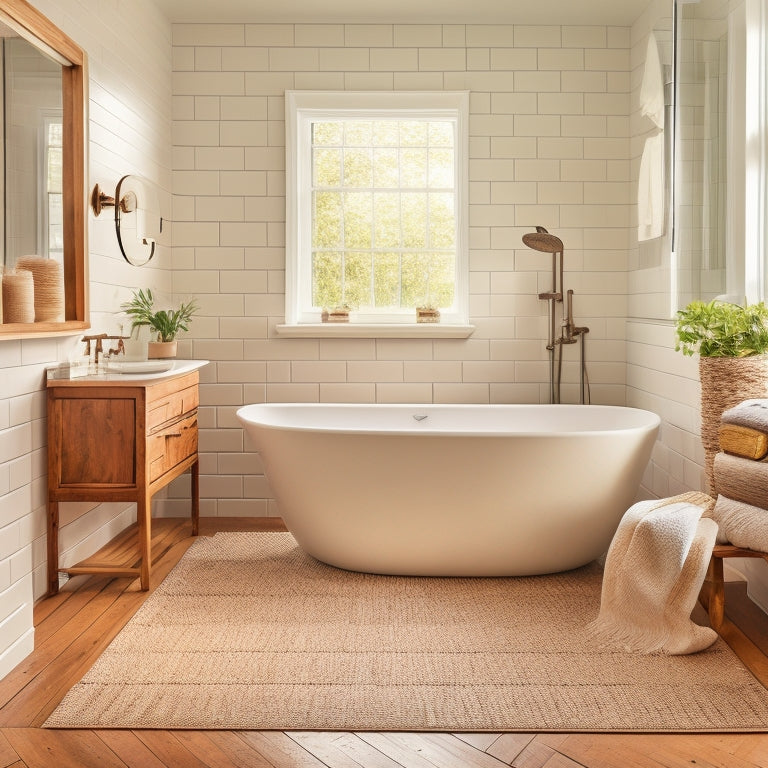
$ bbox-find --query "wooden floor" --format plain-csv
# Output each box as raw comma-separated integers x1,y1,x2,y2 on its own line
1,517,767,768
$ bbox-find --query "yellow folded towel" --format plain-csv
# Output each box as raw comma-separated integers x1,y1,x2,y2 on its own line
713,452,768,508
719,424,768,460
707,495,768,552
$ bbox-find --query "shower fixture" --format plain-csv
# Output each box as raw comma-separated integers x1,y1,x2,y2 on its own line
522,227,590,404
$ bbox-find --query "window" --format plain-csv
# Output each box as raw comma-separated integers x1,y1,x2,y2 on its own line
285,91,470,331
39,111,64,263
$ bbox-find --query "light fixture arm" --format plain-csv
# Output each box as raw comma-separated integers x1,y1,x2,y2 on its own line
90,183,114,217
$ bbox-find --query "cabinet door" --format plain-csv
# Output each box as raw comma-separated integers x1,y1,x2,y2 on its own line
58,397,137,486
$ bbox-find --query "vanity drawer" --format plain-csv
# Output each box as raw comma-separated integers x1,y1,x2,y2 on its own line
147,385,199,433
148,411,198,482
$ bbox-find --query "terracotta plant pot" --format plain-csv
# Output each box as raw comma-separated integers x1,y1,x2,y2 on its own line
147,340,177,359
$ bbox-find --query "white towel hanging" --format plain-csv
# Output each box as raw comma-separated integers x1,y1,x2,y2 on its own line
638,132,665,241
640,31,665,130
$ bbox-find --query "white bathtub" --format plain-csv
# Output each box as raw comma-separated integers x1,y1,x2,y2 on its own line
236,403,660,576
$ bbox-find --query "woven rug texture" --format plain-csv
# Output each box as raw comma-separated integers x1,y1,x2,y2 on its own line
45,532,768,731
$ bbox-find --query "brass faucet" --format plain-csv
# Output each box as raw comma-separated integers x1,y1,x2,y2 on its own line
82,333,128,364
107,338,125,358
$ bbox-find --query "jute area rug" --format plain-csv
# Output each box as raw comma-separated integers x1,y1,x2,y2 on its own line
45,532,768,732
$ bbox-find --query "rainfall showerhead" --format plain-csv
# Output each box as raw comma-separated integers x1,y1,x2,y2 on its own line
522,230,564,254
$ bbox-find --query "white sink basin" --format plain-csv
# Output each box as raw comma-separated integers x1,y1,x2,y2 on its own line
100,359,208,380
104,360,175,374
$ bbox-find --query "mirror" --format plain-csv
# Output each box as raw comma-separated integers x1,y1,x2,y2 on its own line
674,0,730,310
0,0,87,337
630,0,737,320
2,33,62,269
634,13,675,320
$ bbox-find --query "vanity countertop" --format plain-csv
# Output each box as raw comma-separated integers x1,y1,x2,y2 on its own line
46,359,209,386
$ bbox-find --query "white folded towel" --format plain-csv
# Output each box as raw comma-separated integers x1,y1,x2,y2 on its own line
721,399,768,433
589,492,718,655
713,452,768,509
707,495,768,551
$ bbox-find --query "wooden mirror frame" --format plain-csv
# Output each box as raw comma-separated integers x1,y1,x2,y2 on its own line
0,0,88,339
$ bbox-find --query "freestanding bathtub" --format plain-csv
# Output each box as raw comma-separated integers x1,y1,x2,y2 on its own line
236,403,660,577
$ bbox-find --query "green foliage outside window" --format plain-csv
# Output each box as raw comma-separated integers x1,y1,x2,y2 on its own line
310,118,457,312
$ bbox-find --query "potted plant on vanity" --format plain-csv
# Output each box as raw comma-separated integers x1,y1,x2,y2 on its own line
675,299,768,491
121,288,197,359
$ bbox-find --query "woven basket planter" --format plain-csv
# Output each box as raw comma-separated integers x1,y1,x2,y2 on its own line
699,355,768,493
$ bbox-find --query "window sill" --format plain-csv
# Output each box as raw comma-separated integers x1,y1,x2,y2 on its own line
275,323,475,339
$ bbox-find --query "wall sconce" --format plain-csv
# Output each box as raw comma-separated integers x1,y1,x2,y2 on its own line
91,175,162,267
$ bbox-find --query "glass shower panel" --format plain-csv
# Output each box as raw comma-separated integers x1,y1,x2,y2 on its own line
675,0,729,309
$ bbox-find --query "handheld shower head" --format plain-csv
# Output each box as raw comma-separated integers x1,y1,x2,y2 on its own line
522,231,564,254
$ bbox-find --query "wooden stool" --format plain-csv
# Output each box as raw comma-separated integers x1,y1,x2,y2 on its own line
706,545,768,630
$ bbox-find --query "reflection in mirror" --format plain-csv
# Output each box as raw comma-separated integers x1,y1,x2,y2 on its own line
2,31,63,269
674,0,730,309
637,15,674,277
0,1,87,338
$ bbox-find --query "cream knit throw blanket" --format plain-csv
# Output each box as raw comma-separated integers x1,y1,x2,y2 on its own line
589,492,718,655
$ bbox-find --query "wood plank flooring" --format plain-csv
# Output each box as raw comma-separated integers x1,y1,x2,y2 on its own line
1,517,767,768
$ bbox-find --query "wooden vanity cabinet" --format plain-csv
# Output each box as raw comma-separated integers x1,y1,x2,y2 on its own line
46,370,200,594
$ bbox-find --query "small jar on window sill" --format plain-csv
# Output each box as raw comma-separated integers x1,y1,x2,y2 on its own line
416,307,440,324
321,306,350,323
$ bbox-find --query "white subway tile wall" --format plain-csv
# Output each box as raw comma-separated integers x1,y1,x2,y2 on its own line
0,0,173,678
168,21,638,521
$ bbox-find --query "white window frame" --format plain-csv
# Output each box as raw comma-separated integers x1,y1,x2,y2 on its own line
281,90,472,338
745,0,768,302
38,109,64,263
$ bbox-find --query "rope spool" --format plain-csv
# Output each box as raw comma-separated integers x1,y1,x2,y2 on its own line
16,255,64,322
2,269,35,324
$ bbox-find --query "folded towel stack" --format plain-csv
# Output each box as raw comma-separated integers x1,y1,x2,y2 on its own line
707,400,768,554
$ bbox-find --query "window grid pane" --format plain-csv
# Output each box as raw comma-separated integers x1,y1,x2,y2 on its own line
311,118,456,311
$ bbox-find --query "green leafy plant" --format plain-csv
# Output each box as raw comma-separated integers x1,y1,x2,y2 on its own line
121,288,197,342
675,300,768,357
